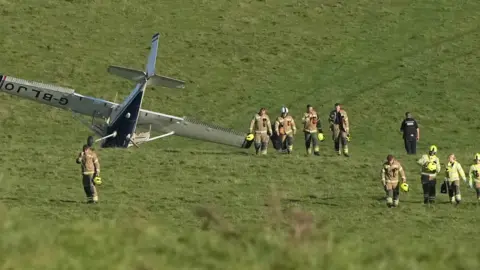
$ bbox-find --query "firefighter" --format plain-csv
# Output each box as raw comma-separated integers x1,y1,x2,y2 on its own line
76,144,101,203
444,153,466,204
468,153,480,201
302,104,321,156
274,106,297,154
249,107,272,155
417,145,441,204
328,103,350,157
381,154,407,207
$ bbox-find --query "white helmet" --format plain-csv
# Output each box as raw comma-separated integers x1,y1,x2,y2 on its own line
281,106,289,114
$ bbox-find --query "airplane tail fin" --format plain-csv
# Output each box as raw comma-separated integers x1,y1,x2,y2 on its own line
107,32,185,89
146,33,159,78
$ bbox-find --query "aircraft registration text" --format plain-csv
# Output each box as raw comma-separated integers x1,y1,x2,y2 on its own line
0,75,69,106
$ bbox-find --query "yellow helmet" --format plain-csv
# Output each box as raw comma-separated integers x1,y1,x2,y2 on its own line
475,153,480,161
93,176,102,185
429,145,437,154
400,182,409,192
426,162,437,171
246,133,254,141
317,133,325,141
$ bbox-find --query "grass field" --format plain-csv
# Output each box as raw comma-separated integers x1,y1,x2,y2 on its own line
1,0,480,269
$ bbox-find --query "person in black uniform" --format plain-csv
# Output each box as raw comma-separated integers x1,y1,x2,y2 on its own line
400,112,419,154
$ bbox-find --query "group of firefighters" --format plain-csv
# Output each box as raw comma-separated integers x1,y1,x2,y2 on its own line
75,103,350,204
381,145,480,207
74,103,350,204
247,103,351,157
74,103,480,207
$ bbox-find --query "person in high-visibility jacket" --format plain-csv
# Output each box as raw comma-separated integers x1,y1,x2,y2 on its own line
445,153,466,204
468,153,480,201
417,145,441,204
381,154,407,207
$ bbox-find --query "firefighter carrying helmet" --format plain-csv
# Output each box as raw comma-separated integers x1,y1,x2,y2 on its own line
317,133,325,141
400,182,409,192
426,162,437,172
94,176,102,185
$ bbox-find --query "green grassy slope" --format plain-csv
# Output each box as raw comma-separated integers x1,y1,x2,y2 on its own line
1,0,480,269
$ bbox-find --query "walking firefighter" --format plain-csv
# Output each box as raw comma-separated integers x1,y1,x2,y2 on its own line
443,153,466,204
381,154,408,207
274,106,297,154
468,153,480,201
417,145,441,204
328,103,350,157
249,107,273,155
76,143,101,204
301,104,324,156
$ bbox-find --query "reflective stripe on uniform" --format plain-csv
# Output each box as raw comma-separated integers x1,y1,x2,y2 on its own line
421,172,437,177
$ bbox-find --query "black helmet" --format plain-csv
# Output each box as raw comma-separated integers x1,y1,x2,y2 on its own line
87,136,94,147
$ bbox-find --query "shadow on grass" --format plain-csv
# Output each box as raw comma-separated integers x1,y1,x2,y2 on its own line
370,195,421,204
164,149,250,156
1,197,82,204
0,197,19,202
369,195,480,206
48,199,78,204
280,195,340,207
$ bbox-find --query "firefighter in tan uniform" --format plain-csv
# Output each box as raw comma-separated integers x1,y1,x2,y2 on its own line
444,153,466,204
468,153,480,201
274,106,297,154
302,104,322,156
328,103,350,157
76,144,101,203
249,107,272,155
381,154,407,207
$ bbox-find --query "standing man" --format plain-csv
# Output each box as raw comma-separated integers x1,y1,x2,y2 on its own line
417,145,441,204
328,103,350,157
381,154,407,207
76,144,101,204
302,104,321,156
274,106,297,154
468,153,480,201
400,112,419,154
249,107,272,155
445,153,466,204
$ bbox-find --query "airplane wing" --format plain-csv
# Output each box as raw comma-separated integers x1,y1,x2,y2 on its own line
1,74,250,149
137,110,248,148
0,74,116,119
